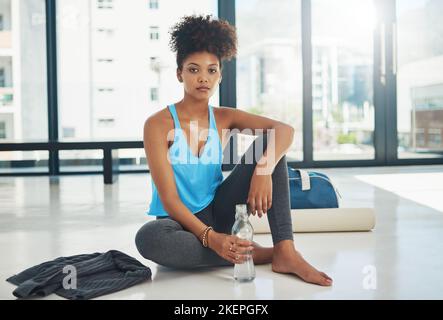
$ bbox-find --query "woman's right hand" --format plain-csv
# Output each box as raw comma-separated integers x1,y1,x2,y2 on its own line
207,231,254,264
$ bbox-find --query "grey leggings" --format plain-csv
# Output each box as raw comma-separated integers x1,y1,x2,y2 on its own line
135,134,294,269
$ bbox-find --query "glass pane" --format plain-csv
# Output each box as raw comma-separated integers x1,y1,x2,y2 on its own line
236,0,303,161
59,149,102,172
57,0,218,142
312,0,376,161
0,151,48,173
0,0,48,171
118,148,146,170
397,0,443,159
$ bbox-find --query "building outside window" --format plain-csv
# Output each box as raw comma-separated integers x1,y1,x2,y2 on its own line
0,68,5,87
97,0,113,9
149,0,159,10
0,121,6,139
150,87,158,102
0,0,48,173
150,26,159,40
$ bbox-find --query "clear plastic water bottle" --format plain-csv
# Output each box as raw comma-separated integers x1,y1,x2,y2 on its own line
231,204,255,282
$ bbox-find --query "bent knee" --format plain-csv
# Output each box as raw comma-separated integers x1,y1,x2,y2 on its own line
135,220,165,259
135,219,180,261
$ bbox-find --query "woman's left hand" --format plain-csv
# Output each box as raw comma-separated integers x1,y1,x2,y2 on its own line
247,170,273,218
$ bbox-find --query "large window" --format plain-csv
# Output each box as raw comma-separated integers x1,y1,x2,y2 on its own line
56,0,218,171
312,0,376,161
396,0,443,159
1,0,442,177
236,0,303,161
0,0,48,173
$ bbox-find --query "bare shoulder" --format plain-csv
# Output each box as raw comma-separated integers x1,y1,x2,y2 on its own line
215,106,249,118
144,107,173,133
213,106,252,129
215,106,235,115
213,106,236,129
214,106,286,133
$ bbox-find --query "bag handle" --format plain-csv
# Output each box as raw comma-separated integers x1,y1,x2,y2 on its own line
297,169,311,191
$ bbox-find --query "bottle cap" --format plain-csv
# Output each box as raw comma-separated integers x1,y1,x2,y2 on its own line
235,204,248,215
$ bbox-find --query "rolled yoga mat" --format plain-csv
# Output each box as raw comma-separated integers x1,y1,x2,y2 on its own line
249,208,376,233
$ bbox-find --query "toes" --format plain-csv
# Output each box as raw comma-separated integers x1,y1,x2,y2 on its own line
320,272,333,286
307,272,333,286
321,272,333,281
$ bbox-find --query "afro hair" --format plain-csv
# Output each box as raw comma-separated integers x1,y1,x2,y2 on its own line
168,14,238,70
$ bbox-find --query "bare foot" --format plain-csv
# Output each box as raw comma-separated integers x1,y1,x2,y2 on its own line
272,248,333,287
251,242,273,265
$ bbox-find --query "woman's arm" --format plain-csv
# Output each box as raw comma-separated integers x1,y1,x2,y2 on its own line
223,107,295,174
143,115,208,241
221,107,295,216
255,124,294,176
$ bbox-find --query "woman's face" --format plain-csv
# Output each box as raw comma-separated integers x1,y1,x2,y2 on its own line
177,51,222,100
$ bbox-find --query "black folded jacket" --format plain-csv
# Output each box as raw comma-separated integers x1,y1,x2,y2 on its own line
6,250,152,300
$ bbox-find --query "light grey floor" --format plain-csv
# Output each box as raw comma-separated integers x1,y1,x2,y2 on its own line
1,165,443,300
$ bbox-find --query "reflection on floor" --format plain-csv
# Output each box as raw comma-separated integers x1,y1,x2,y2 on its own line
1,165,443,299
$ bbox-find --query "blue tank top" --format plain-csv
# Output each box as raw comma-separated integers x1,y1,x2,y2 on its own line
147,104,224,217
